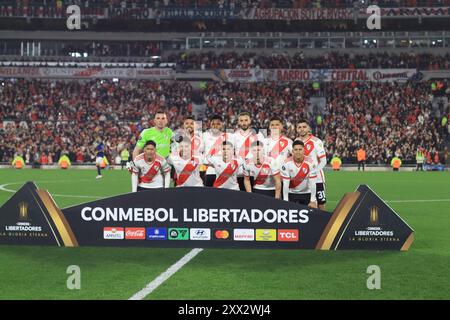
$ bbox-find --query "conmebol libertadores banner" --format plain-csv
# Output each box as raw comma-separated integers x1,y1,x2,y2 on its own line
0,182,414,250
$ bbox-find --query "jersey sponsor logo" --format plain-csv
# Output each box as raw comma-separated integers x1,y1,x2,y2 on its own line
168,228,189,240
233,229,255,241
125,227,146,240
304,141,314,156
146,228,167,240
255,229,277,241
103,227,124,240
190,228,211,240
277,229,299,242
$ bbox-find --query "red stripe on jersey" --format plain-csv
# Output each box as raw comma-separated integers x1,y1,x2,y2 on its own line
238,136,252,158
269,137,289,158
139,161,161,184
289,162,310,189
318,154,326,159
191,136,201,157
213,160,239,188
208,134,227,156
254,163,271,186
176,159,198,186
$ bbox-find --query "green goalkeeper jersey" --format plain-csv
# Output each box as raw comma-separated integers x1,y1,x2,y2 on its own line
136,127,173,158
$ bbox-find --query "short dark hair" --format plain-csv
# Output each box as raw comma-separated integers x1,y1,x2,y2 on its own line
222,141,234,148
154,110,166,116
184,116,195,122
292,140,304,148
269,116,283,123
238,111,251,118
297,118,309,126
210,114,223,122
144,140,157,148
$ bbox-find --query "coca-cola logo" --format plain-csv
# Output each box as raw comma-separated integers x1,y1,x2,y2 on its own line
125,228,146,240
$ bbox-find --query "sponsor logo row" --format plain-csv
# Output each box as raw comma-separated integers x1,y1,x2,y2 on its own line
103,227,299,242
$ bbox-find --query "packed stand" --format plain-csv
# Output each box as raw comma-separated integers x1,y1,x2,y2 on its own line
159,51,450,70
0,79,448,166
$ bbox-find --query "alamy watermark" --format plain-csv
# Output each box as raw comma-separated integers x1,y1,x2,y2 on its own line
66,265,81,290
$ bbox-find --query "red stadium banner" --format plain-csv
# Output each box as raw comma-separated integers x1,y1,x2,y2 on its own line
216,69,265,83
0,67,175,79
245,8,354,20
219,69,417,82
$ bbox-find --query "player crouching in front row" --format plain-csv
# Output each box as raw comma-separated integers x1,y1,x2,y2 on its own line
168,139,204,187
127,140,171,192
281,140,318,208
204,141,242,190
243,141,281,199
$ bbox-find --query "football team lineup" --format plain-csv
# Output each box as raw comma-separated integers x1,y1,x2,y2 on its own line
113,115,327,209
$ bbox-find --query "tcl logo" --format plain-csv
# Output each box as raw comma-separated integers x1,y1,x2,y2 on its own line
125,228,145,240
278,229,299,242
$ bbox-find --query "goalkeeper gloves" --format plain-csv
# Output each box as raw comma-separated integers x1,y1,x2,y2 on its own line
126,161,138,173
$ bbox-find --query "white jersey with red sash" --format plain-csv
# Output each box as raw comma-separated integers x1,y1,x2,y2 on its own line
172,134,204,157
264,135,292,166
280,157,317,194
234,129,265,176
296,134,326,183
202,131,234,175
168,155,203,187
131,153,171,189
243,157,280,190
204,155,243,190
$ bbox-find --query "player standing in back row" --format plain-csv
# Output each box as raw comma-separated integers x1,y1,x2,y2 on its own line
295,119,327,210
233,111,265,191
132,110,173,160
264,116,292,168
202,114,233,187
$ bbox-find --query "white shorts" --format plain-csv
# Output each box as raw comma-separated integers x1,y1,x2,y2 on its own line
96,157,103,166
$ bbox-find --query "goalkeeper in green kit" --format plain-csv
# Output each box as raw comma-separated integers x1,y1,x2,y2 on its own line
131,110,173,161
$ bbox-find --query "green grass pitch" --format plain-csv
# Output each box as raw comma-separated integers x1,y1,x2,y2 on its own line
0,168,449,300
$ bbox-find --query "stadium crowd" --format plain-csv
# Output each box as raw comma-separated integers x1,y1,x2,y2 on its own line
170,51,450,70
0,78,448,166
2,51,450,71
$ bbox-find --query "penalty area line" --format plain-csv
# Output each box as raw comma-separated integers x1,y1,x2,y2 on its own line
128,248,204,301
0,182,103,199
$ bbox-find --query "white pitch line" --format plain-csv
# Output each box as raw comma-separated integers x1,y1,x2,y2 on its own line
0,182,103,199
1,182,449,202
129,248,204,301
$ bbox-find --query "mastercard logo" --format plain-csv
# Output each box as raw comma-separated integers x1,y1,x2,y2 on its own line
214,230,230,240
